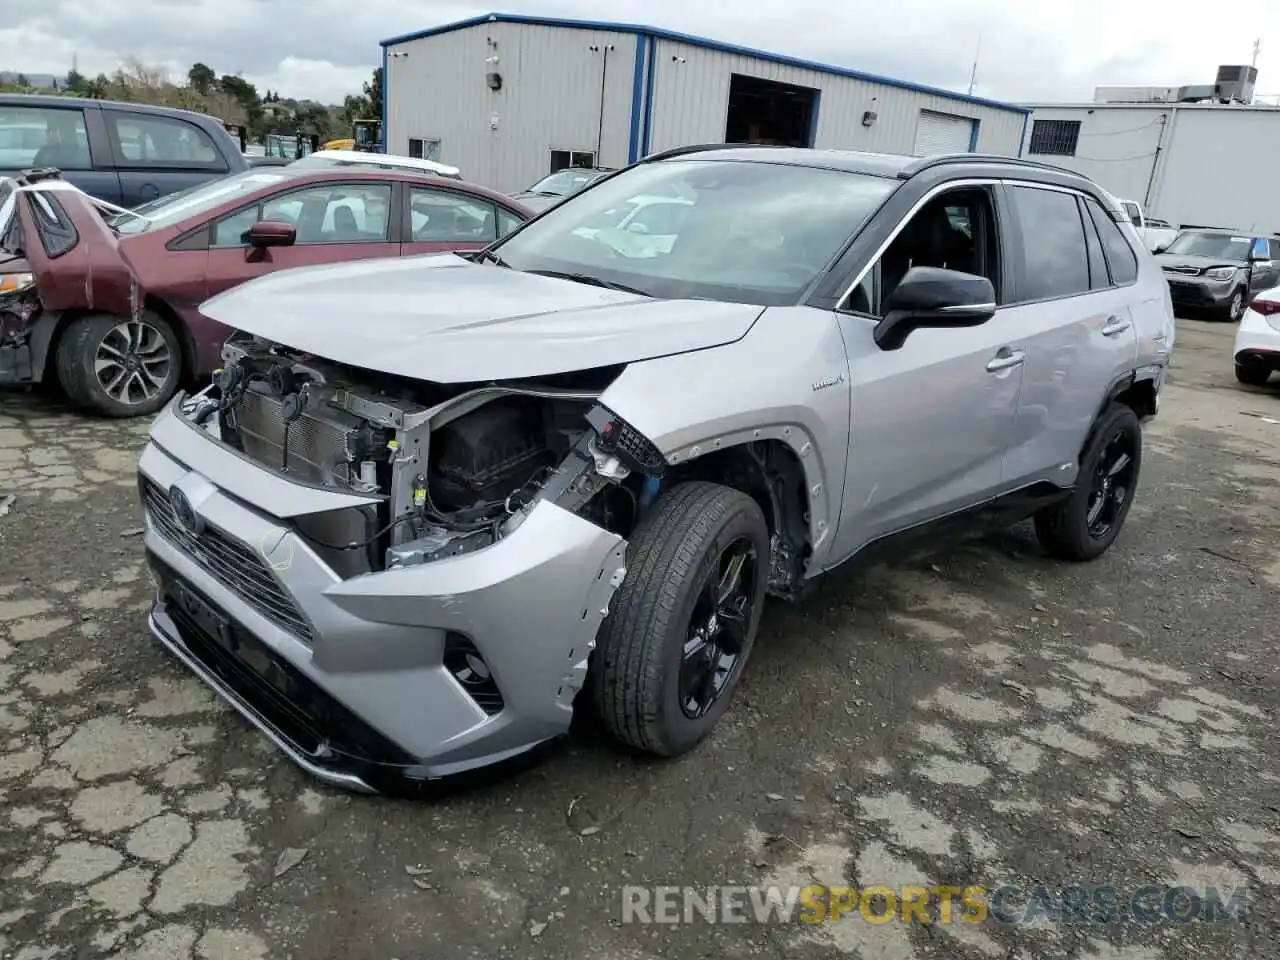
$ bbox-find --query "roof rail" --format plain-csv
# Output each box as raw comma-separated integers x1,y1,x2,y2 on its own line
640,143,785,163
899,153,1094,181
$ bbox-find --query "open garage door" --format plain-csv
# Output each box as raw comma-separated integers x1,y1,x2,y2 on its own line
725,74,819,147
913,110,976,155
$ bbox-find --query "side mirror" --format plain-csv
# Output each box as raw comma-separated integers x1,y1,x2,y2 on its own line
1153,244,1168,254
244,220,296,248
874,266,996,351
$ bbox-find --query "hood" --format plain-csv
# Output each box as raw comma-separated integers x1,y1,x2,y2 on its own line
509,193,561,213
198,253,765,383
1154,253,1247,271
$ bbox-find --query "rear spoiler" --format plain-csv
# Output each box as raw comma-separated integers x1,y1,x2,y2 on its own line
0,169,151,238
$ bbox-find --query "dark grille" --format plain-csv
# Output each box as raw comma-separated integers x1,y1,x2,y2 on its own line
1163,265,1201,276
141,477,314,642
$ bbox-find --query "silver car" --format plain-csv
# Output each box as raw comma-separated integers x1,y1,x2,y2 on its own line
136,145,1175,792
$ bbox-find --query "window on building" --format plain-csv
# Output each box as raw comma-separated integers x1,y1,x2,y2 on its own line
1027,119,1082,157
550,149,596,173
0,105,92,170
408,138,442,161
1008,185,1090,301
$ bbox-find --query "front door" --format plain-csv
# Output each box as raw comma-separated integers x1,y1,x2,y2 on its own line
202,181,400,299
830,184,1024,558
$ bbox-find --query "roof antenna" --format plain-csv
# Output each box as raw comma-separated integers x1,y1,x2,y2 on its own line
967,32,982,96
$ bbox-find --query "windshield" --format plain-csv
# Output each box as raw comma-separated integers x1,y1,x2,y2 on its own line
111,170,294,235
1163,231,1254,260
525,169,607,196
494,159,897,305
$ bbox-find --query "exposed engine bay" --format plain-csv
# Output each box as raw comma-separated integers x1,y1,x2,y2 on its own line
180,333,668,577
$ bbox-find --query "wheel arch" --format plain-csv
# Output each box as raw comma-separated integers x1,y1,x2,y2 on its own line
141,296,197,385
664,438,813,599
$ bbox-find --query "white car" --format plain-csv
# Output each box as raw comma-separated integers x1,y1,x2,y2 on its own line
569,194,693,257
1233,286,1280,385
288,149,462,180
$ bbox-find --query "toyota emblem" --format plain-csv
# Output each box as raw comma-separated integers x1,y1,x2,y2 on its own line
169,485,204,536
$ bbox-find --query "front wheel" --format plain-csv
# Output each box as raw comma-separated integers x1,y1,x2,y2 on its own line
1034,403,1142,562
1221,288,1246,323
55,312,182,418
591,482,770,757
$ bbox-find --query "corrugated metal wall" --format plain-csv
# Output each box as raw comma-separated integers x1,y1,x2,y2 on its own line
1019,106,1166,208
1151,108,1280,232
1020,103,1280,231
386,23,1027,193
644,39,1024,156
386,22,639,192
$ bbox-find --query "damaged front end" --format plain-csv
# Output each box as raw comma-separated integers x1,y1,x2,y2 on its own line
139,331,667,791
0,272,40,383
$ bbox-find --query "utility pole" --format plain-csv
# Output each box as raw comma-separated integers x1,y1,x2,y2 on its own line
967,33,982,96
1252,38,1261,69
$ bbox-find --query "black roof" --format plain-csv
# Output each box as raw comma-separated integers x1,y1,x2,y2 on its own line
642,144,1099,187
0,92,224,123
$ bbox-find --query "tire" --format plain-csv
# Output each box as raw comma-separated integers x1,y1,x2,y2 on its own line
1235,361,1271,386
55,311,183,418
1034,402,1142,562
1221,287,1246,323
591,481,770,757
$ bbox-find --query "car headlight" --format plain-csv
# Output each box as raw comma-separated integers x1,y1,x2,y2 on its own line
0,272,34,297
1205,266,1238,282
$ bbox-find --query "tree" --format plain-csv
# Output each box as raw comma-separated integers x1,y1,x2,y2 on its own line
86,74,110,99
188,62,215,95
15,73,28,88
361,66,382,120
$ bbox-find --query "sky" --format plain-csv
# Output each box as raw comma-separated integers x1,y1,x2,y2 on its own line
2,0,1278,107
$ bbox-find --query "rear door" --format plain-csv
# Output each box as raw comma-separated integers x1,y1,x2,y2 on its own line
997,184,1138,491
0,102,122,203
102,108,231,206
401,184,524,256
200,179,400,299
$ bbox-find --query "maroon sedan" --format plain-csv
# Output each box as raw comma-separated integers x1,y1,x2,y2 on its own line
0,166,532,416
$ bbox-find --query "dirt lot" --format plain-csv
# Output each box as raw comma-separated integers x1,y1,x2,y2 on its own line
0,318,1277,960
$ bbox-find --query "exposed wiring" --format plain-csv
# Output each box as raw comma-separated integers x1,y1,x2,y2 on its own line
303,513,419,551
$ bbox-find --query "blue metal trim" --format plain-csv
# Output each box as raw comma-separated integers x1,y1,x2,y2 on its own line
627,34,646,163
380,45,389,153
968,118,980,152
641,36,657,156
380,13,1030,115
1016,112,1029,157
807,89,822,148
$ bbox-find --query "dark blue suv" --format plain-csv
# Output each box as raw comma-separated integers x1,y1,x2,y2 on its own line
0,94,250,207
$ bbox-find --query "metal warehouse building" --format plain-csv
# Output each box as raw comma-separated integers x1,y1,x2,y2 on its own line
1021,67,1280,232
380,13,1029,193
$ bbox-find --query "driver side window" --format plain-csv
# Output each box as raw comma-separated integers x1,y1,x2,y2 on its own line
845,187,999,317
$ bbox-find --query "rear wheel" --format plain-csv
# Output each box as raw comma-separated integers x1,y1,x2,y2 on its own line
1034,403,1142,562
591,482,769,757
1235,361,1271,386
55,312,182,418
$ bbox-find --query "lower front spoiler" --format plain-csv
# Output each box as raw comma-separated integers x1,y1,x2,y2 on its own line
149,600,383,793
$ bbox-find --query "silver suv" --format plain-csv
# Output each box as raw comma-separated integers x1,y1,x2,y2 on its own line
136,145,1175,793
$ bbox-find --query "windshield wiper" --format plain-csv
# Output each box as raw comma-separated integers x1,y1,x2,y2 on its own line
526,269,650,297
473,248,510,267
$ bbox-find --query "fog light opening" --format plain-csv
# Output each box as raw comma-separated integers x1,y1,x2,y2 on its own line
443,631,505,715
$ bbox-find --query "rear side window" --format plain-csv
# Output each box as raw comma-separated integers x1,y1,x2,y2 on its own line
1270,239,1280,261
1084,199,1139,286
1008,185,1090,302
29,193,78,259
107,112,223,168
0,105,92,171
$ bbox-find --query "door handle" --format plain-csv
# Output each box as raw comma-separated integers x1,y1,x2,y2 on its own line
985,348,1025,372
1101,316,1131,337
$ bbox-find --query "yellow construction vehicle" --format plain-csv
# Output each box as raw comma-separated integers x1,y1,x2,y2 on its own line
322,119,381,153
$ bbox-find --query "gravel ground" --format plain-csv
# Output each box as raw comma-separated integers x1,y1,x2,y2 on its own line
0,317,1277,960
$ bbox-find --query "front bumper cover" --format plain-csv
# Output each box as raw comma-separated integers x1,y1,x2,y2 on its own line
1163,274,1238,310
139,402,627,792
